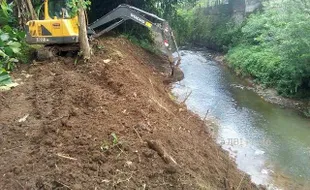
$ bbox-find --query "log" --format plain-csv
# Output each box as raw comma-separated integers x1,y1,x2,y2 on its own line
146,140,178,165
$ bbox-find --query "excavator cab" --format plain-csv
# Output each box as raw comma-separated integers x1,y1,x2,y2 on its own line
47,0,72,19
26,0,79,44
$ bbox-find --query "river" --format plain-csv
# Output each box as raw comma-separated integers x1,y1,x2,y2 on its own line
172,50,310,189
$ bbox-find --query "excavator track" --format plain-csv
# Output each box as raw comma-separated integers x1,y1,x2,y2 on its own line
36,44,80,61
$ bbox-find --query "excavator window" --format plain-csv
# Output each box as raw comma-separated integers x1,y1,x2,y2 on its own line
48,0,71,19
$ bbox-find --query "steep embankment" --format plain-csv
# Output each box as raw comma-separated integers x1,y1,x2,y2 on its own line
0,37,260,189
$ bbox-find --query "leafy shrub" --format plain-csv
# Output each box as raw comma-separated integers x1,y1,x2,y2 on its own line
0,0,30,86
0,26,25,71
227,45,281,86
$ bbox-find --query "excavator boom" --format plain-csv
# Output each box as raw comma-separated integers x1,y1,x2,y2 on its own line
88,4,164,35
88,4,180,64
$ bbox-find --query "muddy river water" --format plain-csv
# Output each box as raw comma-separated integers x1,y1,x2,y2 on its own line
172,50,310,189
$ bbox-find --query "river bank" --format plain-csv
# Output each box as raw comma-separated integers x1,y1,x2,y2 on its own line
211,53,307,113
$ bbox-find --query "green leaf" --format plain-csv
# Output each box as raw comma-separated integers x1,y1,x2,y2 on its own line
2,25,12,34
10,47,21,54
0,69,12,86
111,133,118,145
16,31,26,40
0,1,9,18
7,41,21,48
7,41,21,54
0,49,7,57
9,58,18,63
0,33,9,41
4,46,13,56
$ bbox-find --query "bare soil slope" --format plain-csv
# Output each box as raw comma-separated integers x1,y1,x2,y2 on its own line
0,37,260,190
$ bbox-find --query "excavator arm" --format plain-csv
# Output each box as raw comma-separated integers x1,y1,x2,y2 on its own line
88,4,181,65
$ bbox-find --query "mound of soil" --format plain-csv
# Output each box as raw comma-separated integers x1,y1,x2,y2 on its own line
0,37,261,189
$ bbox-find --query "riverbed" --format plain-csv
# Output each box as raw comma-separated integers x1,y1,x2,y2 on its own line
172,50,310,189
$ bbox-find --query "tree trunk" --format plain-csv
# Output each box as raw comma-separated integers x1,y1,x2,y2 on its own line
26,0,37,19
14,0,37,29
78,6,91,60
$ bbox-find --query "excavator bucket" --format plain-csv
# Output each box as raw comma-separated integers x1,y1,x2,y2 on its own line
152,22,180,64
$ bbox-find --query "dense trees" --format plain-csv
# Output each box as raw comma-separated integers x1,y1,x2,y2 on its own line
227,0,310,96
172,0,243,49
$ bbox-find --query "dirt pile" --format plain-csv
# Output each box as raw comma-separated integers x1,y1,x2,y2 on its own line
0,37,261,189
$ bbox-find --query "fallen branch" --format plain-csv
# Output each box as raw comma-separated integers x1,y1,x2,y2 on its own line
14,180,25,190
114,174,133,186
175,59,182,67
149,79,155,96
203,110,210,121
133,127,143,143
150,97,174,116
56,153,77,161
146,140,177,165
53,181,72,190
224,177,230,190
181,90,192,104
236,173,246,190
18,114,29,123
51,115,66,122
0,146,23,155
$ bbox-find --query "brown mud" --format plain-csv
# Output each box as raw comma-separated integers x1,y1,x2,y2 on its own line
0,37,262,190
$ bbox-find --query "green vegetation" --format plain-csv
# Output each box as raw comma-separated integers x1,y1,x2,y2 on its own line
227,0,310,96
0,1,32,86
173,0,241,51
66,0,91,15
100,133,120,151
0,26,26,70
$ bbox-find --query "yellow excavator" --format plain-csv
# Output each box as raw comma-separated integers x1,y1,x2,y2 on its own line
25,0,180,65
